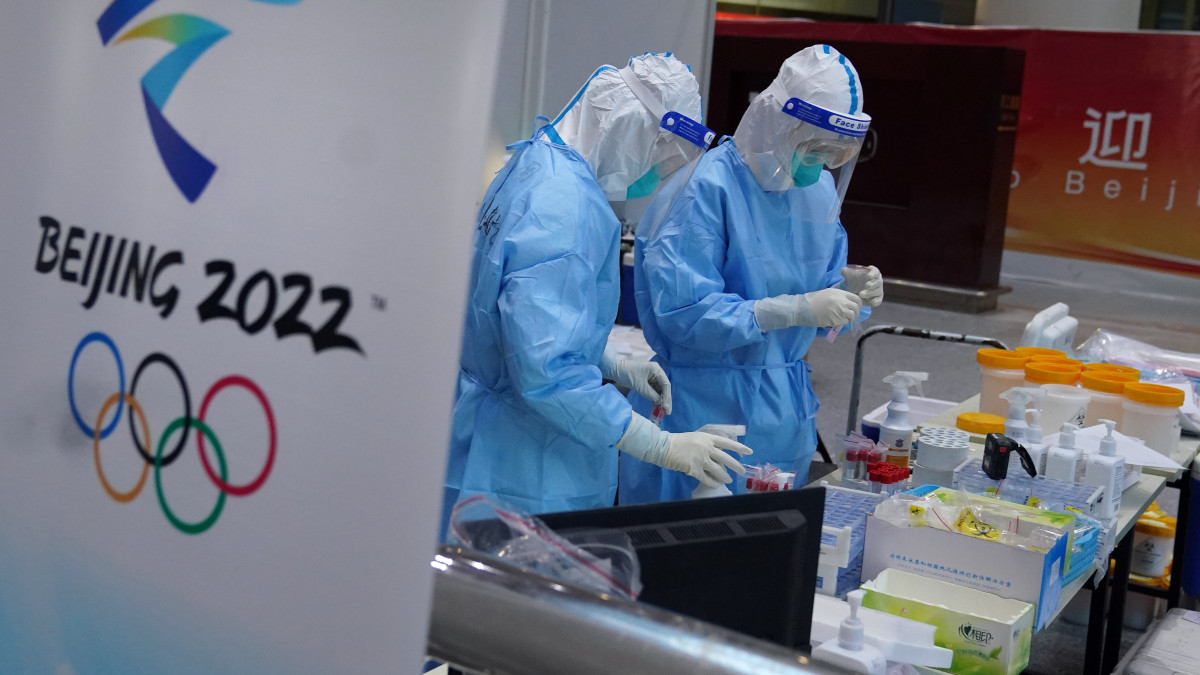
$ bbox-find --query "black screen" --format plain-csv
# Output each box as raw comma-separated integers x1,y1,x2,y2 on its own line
538,487,825,651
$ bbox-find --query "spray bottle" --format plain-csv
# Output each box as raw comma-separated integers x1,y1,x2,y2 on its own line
879,371,929,470
1045,423,1082,483
1024,409,1049,476
998,386,1042,444
812,590,887,675
1084,419,1125,519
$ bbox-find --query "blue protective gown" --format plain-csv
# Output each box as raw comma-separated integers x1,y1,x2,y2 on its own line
620,139,853,504
443,134,631,537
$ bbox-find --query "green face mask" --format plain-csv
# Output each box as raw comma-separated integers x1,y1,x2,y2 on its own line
790,153,823,188
625,167,660,200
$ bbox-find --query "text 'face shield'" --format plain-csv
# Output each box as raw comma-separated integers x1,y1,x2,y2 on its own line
782,97,870,223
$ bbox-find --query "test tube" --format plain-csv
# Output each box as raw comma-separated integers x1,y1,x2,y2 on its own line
844,448,861,480
651,405,665,427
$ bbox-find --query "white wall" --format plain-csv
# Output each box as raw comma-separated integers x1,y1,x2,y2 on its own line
975,0,1140,30
484,0,716,180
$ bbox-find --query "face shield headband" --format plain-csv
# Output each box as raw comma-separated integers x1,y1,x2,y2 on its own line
617,66,714,196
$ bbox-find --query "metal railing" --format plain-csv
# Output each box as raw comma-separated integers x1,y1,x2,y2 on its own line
427,545,846,675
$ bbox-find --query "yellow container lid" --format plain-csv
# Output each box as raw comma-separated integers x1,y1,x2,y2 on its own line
1024,362,1080,385
1124,383,1185,407
1086,363,1141,377
1135,517,1176,538
957,412,1006,435
1028,354,1085,370
1015,346,1066,358
1081,371,1137,394
976,348,1029,369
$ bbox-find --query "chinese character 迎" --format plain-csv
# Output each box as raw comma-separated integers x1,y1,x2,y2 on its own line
1079,108,1151,170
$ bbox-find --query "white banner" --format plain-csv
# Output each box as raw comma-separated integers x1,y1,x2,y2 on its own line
0,1,502,672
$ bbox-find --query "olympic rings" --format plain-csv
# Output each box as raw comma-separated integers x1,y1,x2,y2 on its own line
67,332,275,534
197,375,277,497
94,393,150,503
129,352,191,467
69,332,125,440
156,417,226,535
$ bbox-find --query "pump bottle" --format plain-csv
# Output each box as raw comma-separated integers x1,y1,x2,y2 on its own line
1024,409,1049,476
879,371,929,470
1084,419,1125,519
812,590,887,675
1045,423,1082,482
999,386,1042,445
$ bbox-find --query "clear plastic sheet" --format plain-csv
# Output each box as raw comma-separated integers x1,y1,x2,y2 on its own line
1075,328,1200,431
1076,328,1200,381
448,495,642,599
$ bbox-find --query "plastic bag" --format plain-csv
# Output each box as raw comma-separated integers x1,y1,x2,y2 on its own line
447,495,642,599
872,488,1067,554
742,463,795,491
1075,328,1200,431
1075,328,1200,380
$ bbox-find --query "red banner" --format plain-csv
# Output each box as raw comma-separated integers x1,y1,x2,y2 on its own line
716,18,1200,277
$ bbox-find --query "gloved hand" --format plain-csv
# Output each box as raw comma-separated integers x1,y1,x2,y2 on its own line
617,413,752,488
601,350,672,413
753,288,863,332
840,265,884,307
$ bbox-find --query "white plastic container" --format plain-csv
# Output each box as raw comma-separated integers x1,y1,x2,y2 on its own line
912,463,956,488
912,426,970,471
1122,384,1184,457
977,349,1030,417
1039,383,1090,433
860,396,955,441
1080,370,1137,428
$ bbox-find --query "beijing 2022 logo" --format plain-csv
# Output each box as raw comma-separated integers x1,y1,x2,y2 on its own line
97,0,303,202
68,332,276,535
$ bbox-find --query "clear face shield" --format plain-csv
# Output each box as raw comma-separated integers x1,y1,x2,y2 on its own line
780,97,870,223
614,66,714,234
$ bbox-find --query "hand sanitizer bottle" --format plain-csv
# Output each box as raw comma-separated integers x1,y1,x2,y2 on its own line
812,590,887,675
1045,423,1082,483
1084,419,1125,519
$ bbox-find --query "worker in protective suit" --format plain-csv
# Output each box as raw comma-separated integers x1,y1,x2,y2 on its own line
620,45,883,505
443,53,751,537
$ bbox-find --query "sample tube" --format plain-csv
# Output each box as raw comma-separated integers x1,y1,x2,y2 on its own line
651,405,665,427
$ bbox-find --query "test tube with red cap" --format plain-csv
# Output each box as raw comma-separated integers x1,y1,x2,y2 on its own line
651,405,665,427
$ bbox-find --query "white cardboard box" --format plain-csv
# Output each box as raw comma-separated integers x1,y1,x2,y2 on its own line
862,569,1034,675
863,515,1068,631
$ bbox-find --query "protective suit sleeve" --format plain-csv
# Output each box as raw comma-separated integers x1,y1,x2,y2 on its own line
499,252,631,449
641,216,766,353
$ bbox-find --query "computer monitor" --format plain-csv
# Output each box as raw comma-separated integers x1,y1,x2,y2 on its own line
537,487,825,651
